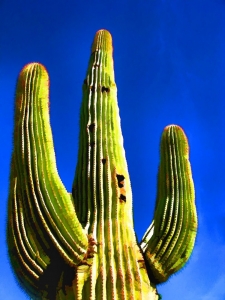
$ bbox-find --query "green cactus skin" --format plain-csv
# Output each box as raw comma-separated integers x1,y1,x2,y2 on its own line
7,29,197,300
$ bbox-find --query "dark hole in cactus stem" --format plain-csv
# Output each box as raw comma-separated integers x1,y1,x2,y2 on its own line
101,86,110,93
90,86,95,92
83,78,87,85
88,123,95,132
102,158,106,164
119,194,126,202
116,174,125,188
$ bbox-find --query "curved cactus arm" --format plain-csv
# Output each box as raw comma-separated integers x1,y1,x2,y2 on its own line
7,63,89,297
140,125,198,283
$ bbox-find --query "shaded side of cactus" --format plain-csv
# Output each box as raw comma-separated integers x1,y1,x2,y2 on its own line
7,29,197,300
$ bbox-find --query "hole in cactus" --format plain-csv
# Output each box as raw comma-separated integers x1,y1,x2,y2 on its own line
83,78,87,85
119,194,126,202
90,86,95,92
138,259,146,269
101,86,110,93
102,158,106,164
88,123,95,132
93,63,99,68
116,174,125,188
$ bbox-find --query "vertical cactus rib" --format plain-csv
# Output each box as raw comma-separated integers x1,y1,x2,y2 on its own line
140,125,197,283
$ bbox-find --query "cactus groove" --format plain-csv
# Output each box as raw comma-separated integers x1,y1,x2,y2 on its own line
7,29,197,300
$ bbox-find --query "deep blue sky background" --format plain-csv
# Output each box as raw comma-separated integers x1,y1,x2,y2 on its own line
1,1,225,299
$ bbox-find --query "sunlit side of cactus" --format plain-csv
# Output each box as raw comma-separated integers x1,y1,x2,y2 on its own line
7,29,197,300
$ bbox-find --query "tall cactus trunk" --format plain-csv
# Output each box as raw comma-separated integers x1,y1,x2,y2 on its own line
70,30,158,300
7,29,197,300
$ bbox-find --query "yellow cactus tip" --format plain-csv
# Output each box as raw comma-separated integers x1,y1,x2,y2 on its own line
91,29,113,54
163,124,189,156
96,28,111,36
20,62,47,74
164,124,183,131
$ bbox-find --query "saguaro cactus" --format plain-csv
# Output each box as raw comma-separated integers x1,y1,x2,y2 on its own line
7,29,197,300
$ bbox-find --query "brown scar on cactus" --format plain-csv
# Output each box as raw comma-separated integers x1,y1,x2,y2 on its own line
116,174,125,188
90,85,95,92
88,123,95,132
101,158,107,164
93,63,100,68
89,141,95,148
101,86,110,93
119,194,126,203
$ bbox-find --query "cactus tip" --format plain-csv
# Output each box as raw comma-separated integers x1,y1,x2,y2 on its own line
164,124,183,131
91,29,113,54
162,124,190,159
20,62,47,74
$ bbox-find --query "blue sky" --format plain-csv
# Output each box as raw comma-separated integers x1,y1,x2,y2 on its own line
0,1,225,299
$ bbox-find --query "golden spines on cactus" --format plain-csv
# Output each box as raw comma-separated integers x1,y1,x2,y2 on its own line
7,29,197,300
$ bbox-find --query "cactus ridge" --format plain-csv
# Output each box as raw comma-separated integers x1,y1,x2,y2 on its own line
7,29,197,299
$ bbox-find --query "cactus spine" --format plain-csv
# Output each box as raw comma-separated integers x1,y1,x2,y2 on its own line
7,29,197,300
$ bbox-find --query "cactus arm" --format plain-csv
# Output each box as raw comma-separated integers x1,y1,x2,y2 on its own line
140,125,198,283
7,63,89,298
